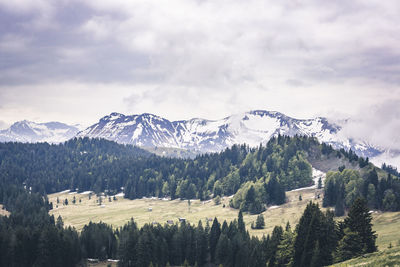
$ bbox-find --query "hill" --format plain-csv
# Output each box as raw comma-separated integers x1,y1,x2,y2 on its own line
330,246,400,267
1,135,398,214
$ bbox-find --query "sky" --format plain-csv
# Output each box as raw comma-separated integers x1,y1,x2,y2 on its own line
0,0,399,151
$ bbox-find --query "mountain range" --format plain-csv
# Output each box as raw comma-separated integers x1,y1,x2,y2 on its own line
1,110,398,167
0,121,79,143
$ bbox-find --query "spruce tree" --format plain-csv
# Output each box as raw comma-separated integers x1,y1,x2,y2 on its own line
335,228,363,261
310,241,321,267
238,211,245,233
293,202,337,267
335,183,345,216
255,214,265,229
216,233,230,265
209,218,221,262
344,198,377,253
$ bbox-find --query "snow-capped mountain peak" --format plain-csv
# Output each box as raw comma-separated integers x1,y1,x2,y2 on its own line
2,110,397,167
0,121,79,143
77,110,374,157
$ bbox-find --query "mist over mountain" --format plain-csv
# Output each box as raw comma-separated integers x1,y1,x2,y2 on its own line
77,110,389,165
0,121,79,143
1,110,397,168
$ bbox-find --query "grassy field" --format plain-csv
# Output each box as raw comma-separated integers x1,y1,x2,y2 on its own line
371,211,400,250
49,189,400,248
330,246,400,267
49,188,323,237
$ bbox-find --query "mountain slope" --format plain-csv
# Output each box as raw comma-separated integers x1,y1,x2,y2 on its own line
77,110,382,159
0,120,79,143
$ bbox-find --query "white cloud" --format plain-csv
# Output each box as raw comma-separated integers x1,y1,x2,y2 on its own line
0,0,399,152
339,99,400,151
0,120,9,130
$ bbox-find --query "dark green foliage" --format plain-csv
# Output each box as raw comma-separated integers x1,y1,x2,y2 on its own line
323,178,336,207
324,162,400,213
252,214,265,229
230,176,286,214
0,189,376,267
382,163,400,177
267,226,284,266
0,135,388,267
292,202,337,267
335,183,345,216
80,221,117,260
383,189,397,211
335,228,364,261
275,227,294,266
343,198,377,253
0,184,81,267
209,218,221,262
0,136,317,204
116,212,255,267
238,211,245,233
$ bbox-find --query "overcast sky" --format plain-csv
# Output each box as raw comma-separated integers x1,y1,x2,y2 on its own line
0,0,399,149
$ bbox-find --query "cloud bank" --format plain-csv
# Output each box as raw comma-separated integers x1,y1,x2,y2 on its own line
0,0,399,151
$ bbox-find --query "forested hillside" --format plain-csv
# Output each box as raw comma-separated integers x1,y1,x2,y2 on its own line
0,184,82,266
2,135,399,215
1,135,400,266
0,183,378,267
0,136,314,204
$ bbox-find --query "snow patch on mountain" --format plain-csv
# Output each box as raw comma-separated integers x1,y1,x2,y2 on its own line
77,110,390,165
0,121,79,143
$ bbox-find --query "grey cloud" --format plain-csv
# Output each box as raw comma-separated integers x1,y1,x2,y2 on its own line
339,99,400,151
0,0,399,89
0,0,400,144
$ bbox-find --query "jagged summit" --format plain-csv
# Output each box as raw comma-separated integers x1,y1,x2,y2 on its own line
76,110,378,158
0,110,394,166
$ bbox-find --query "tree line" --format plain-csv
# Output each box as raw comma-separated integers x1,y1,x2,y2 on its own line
0,157,378,267
0,183,81,267
323,167,400,214
1,156,379,267
0,136,315,209
1,185,376,267
2,136,398,215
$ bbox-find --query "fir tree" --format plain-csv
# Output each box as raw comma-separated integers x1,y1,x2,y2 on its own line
335,228,363,261
344,198,377,253
209,218,221,262
335,183,345,217
254,214,265,229
238,211,245,233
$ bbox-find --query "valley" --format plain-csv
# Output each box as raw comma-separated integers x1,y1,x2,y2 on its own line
1,1,397,265
49,188,322,237
2,135,399,266
49,187,400,251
